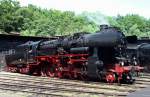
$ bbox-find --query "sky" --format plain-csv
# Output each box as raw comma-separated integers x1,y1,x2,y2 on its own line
18,0,150,18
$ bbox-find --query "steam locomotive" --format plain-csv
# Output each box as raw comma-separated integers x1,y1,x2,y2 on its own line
126,41,150,73
5,25,136,84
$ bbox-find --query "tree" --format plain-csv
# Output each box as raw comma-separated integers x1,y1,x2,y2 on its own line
0,0,22,33
21,9,98,36
108,14,150,37
1,0,149,37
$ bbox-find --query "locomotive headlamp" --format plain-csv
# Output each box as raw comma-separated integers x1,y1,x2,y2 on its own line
19,59,22,61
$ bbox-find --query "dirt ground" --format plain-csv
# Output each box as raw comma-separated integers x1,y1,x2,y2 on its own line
0,89,113,97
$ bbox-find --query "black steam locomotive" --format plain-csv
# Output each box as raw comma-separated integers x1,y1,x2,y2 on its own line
125,35,150,73
5,25,135,84
126,41,150,73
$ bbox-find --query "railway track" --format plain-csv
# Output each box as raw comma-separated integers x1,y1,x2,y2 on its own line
0,72,149,97
0,74,147,92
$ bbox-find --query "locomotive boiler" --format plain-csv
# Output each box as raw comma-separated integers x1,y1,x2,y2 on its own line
5,25,134,84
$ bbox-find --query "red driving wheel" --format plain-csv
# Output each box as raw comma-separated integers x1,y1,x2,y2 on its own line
106,72,115,83
56,67,63,78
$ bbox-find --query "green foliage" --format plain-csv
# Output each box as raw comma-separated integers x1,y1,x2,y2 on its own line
0,0,22,32
0,0,97,36
0,0,150,37
108,14,150,37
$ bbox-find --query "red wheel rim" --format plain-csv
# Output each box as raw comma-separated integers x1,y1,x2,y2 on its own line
48,71,55,77
106,73,115,83
57,71,63,78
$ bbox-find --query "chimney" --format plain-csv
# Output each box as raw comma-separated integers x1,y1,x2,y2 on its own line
100,25,108,31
